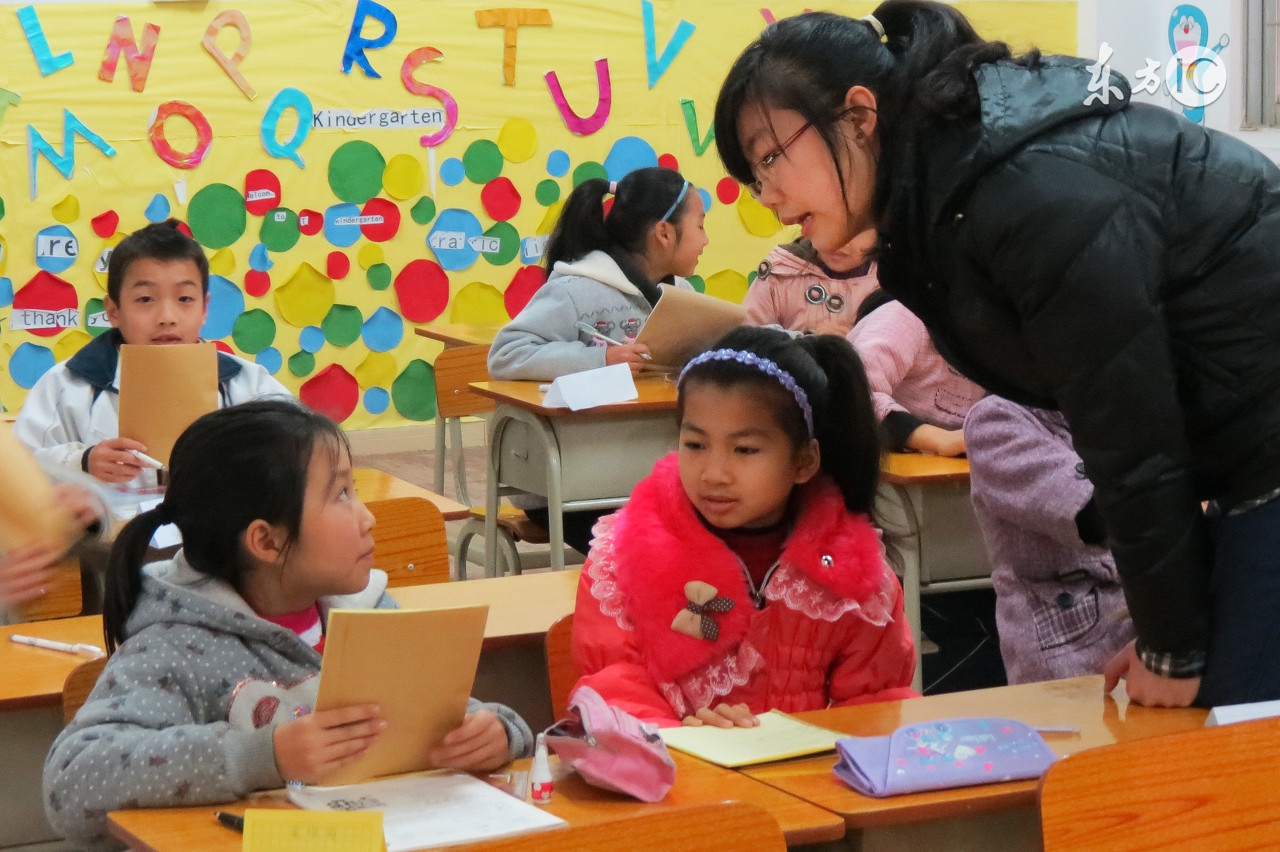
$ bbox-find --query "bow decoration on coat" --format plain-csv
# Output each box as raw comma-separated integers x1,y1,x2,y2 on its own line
670,580,735,642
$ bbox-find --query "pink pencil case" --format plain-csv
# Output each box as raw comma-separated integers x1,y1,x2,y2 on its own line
833,718,1055,797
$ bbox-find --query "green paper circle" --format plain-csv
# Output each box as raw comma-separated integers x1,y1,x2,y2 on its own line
482,221,519,266
321,304,363,347
85,297,107,337
328,141,386,204
410,196,437,225
747,270,758,286
188,183,247,249
0,197,7,222
463,140,503,184
288,350,316,377
534,180,560,207
391,359,437,421
572,161,607,188
686,274,706,294
259,207,300,252
232,309,276,354
367,262,392,291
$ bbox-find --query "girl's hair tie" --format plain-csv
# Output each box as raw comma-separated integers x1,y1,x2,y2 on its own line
861,13,886,42
608,181,618,194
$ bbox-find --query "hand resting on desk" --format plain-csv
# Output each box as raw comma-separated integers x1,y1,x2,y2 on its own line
1104,640,1200,708
682,702,759,729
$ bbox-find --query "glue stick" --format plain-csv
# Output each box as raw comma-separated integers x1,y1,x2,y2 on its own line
530,732,554,804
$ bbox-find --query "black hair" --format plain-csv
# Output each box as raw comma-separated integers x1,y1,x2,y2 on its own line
107,219,211,304
714,3,1038,219
855,287,895,323
677,326,881,515
543,167,693,307
102,400,347,653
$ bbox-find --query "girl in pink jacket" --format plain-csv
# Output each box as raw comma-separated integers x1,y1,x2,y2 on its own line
573,326,916,727
745,233,879,336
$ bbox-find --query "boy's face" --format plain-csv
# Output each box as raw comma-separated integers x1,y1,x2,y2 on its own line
105,257,208,345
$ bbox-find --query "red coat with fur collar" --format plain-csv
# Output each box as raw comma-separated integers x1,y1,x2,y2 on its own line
572,454,916,725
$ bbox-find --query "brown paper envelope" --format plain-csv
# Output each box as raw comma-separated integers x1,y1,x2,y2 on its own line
634,283,747,369
0,426,75,552
118,343,219,465
316,605,489,785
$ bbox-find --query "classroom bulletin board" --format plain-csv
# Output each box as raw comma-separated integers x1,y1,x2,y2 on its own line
0,0,1076,429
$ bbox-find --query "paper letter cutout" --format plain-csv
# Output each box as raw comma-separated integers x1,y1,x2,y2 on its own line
680,99,715,155
27,110,117,199
150,102,213,169
99,16,159,92
0,87,22,129
342,0,397,78
260,88,312,168
544,58,611,136
16,6,73,76
401,47,458,148
642,0,694,89
202,10,255,100
474,8,553,86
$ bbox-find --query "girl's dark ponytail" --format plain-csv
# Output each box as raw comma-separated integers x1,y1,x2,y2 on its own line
542,177,612,272
103,507,171,653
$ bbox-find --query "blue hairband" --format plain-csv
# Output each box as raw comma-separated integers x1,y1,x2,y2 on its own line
660,180,691,223
678,348,814,438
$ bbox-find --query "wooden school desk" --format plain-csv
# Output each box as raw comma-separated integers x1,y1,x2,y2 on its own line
392,569,580,732
108,751,845,851
878,453,991,693
415,322,504,349
1,616,105,848
741,675,1208,852
472,378,680,575
353,467,471,521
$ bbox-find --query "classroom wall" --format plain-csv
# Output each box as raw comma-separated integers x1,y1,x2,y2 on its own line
0,1,1077,431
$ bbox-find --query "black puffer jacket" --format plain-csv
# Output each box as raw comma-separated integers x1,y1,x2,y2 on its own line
876,56,1280,659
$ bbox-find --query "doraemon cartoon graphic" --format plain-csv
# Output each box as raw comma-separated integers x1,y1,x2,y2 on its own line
1168,5,1228,124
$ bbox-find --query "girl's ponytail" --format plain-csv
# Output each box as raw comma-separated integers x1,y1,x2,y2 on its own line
542,177,612,273
103,506,171,653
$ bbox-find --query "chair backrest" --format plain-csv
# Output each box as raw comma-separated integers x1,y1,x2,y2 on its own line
433,343,495,420
453,802,786,852
367,497,450,587
1041,716,1280,851
545,613,579,720
62,655,108,724
18,555,83,621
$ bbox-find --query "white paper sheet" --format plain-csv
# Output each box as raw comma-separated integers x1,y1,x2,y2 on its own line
542,363,637,411
288,771,566,851
1205,698,1280,726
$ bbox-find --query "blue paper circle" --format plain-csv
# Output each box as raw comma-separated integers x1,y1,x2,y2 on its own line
361,306,404,352
603,137,659,183
364,387,390,415
323,203,362,248
34,225,78,274
440,158,466,187
546,149,570,178
144,194,171,223
200,275,245,340
0,277,13,308
697,187,713,213
426,208,483,271
9,343,55,389
249,243,274,272
255,346,282,374
299,326,326,353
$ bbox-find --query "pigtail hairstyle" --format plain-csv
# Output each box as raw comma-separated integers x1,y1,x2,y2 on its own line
714,3,1038,220
678,326,881,515
541,167,693,306
102,400,347,652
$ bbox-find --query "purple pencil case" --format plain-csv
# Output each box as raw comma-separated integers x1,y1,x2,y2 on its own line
832,718,1055,797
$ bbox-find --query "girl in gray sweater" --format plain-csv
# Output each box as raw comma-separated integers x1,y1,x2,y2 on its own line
44,402,531,850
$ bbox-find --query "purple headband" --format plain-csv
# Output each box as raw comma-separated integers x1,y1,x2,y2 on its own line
678,348,814,438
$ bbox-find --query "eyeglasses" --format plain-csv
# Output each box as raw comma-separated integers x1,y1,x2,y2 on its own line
746,121,812,199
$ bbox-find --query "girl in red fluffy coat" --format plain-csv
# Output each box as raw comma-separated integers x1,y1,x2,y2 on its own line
573,326,917,727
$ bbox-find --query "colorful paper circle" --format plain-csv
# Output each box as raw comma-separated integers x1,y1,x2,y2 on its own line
483,221,519,266
361,306,404,352
201,275,245,339
9,342,55,389
249,243,274,272
232,308,276,354
572,161,607,188
463,139,503,184
299,326,326,353
328,140,386,204
188,183,247,249
327,251,350,280
366,263,392,290
480,178,521,222
503,265,546,318
244,170,282,216
144,194,171,223
393,259,449,322
259,207,300,252
546,150,570,177
716,177,740,205
391,359,437,421
300,364,359,422
360,198,400,242
658,153,679,170
440,158,465,187
364,387,391,415
288,350,316,377
298,209,324,236
497,117,539,163
603,136,658,183
382,154,425,200
244,270,271,297
426,208,484,271
535,180,560,207
410,196,437,225
256,346,282,374
34,225,78,274
323,203,362,248
321,304,363,347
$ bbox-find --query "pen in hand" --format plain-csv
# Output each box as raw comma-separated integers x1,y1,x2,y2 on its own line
214,812,245,833
129,449,165,470
574,321,652,360
9,634,103,657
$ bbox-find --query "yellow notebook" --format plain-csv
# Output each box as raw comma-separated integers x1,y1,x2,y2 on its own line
658,710,842,767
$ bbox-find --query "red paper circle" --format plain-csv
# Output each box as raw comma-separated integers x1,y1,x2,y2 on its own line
394,259,450,322
244,170,282,216
658,153,679,171
359,198,401,242
716,177,741,205
91,210,119,239
13,271,78,338
213,340,234,354
327,251,351,280
480,177,521,222
298,208,324,236
175,221,193,238
299,364,359,423
504,265,547,318
245,270,271,297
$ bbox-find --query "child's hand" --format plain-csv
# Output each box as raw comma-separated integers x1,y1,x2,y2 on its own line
0,543,59,608
907,425,967,457
87,438,150,484
53,483,104,532
604,343,652,373
427,710,511,772
272,704,386,784
681,703,758,728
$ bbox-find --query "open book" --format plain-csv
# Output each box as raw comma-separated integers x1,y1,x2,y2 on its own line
658,710,842,767
634,283,747,371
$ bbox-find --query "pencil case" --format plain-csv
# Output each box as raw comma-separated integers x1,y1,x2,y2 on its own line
832,717,1055,797
544,685,676,802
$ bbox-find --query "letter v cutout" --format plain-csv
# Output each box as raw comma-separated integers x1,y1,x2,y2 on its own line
680,99,714,155
642,0,695,89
